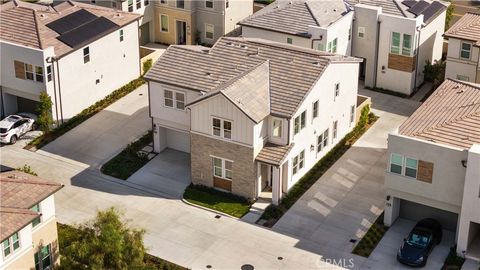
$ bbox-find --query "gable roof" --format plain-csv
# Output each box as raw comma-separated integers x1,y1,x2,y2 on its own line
399,79,480,149
239,0,349,37
145,37,361,118
444,13,480,45
1,208,39,241
0,0,141,57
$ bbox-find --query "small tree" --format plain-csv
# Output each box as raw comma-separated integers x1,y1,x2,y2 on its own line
58,207,146,270
445,3,455,30
36,91,53,133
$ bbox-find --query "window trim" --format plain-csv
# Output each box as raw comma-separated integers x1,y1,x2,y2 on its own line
46,65,52,82
334,82,340,99
292,150,305,176
128,0,133,11
211,117,233,140
205,23,214,40
163,89,185,110
312,100,319,119
460,42,472,60
293,110,306,135
83,47,90,64
358,26,365,39
2,232,20,259
34,243,52,270
390,32,414,56
176,0,184,8
160,14,169,33
389,153,403,175
119,29,124,42
317,128,329,153
404,157,418,179
211,156,233,180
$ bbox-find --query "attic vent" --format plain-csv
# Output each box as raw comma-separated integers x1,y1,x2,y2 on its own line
240,44,248,49
205,72,212,77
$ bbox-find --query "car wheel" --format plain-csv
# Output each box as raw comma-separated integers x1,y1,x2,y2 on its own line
10,135,17,144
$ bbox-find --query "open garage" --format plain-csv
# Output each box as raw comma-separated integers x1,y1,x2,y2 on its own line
399,199,459,231
155,126,190,153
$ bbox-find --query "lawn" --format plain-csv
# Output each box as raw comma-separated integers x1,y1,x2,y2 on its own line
183,184,252,218
101,131,153,180
352,213,389,257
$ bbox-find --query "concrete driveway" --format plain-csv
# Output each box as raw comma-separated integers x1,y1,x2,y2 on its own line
39,85,151,169
127,148,191,198
362,218,454,270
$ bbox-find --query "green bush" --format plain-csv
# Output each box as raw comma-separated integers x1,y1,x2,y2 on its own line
143,59,153,75
36,91,53,133
352,213,389,257
16,164,38,176
423,60,445,84
442,246,465,270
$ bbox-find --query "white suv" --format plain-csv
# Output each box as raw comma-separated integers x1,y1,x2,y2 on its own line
0,113,36,144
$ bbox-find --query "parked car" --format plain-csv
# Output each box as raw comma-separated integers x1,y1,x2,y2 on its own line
0,113,37,144
397,218,443,267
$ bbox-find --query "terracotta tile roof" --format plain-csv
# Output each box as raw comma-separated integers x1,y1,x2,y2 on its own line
256,143,295,166
444,13,480,45
399,79,480,149
0,0,141,57
145,37,361,118
239,0,349,37
0,207,39,241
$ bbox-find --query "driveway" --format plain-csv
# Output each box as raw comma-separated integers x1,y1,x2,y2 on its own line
272,88,421,269
127,148,191,198
361,218,454,269
39,85,150,168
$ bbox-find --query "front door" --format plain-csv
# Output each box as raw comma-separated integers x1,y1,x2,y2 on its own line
176,20,186,45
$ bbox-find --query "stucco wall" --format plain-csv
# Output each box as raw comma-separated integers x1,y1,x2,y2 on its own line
241,26,311,48
154,6,194,45
445,38,479,82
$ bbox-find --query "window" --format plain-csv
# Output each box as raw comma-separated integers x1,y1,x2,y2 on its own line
287,37,293,44
317,43,325,51
294,111,306,135
46,65,52,82
331,38,337,53
2,232,20,258
405,157,418,178
34,244,51,270
177,0,184,9
334,83,340,99
164,90,173,107
456,74,469,81
327,41,332,53
461,42,472,60
226,0,229,8
358,27,365,38
83,47,90,63
292,150,305,175
31,204,41,227
144,0,149,6
163,90,184,110
35,66,43,82
25,64,34,80
205,24,214,39
350,105,355,124
213,157,232,180
402,34,412,56
160,0,166,3
206,0,213,8
175,92,185,110
160,15,169,32
348,27,351,41
333,120,338,139
390,153,403,174
136,0,141,9
391,32,401,54
128,0,133,11
272,119,282,137
111,1,117,8
391,32,414,56
317,129,329,152
119,29,124,42
212,118,232,139
312,101,318,119
91,0,96,4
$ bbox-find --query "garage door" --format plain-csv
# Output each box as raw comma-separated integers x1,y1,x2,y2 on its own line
400,200,459,231
17,96,39,114
166,129,190,153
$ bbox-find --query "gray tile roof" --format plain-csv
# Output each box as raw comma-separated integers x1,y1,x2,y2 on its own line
346,0,406,16
239,0,349,37
256,143,295,166
145,37,361,118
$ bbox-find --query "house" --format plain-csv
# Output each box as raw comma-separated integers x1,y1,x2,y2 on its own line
145,37,361,204
383,79,480,261
0,170,63,270
239,0,448,95
444,13,480,83
239,0,354,56
0,0,141,122
154,0,253,46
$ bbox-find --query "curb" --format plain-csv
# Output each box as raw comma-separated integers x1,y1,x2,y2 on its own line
181,198,240,220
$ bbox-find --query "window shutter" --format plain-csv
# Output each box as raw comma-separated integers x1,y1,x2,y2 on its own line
14,60,25,79
417,160,434,183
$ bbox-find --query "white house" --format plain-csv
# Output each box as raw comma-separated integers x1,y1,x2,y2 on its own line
0,170,63,270
145,37,361,204
444,13,480,83
384,79,480,261
240,0,448,96
0,0,141,123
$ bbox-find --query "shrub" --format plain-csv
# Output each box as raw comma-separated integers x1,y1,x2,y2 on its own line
445,3,455,30
442,246,465,269
16,164,38,176
36,91,53,133
424,59,445,84
143,59,153,75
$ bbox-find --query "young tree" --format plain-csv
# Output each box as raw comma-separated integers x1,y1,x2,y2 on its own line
58,207,146,270
36,91,53,133
445,3,455,30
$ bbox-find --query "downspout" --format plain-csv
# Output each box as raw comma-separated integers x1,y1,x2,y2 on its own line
46,57,59,125
413,25,421,93
55,59,64,124
373,20,381,88
311,37,322,50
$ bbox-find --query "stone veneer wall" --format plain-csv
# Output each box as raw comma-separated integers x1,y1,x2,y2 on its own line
190,133,256,200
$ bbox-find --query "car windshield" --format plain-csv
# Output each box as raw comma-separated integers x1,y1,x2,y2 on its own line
407,231,431,248
0,128,7,134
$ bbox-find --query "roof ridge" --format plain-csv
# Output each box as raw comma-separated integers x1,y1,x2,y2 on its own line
0,177,62,187
304,1,320,26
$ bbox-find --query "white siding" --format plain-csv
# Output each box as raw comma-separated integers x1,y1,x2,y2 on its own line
445,38,479,82
253,119,267,156
241,26,312,48
309,11,353,55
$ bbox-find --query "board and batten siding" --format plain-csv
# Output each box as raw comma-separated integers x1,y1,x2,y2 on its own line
189,94,256,146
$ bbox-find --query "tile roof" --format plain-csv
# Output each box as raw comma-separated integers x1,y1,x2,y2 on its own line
0,171,63,241
0,0,141,57
399,79,480,149
444,13,480,45
145,37,361,118
256,143,295,166
239,0,349,37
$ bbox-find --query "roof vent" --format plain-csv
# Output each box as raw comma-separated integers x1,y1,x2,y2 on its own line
205,72,212,77
240,44,248,49
333,8,338,12
312,61,321,66
226,42,233,46
457,89,464,94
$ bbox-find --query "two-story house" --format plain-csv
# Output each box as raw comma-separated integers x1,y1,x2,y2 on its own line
444,13,480,83
383,79,480,261
240,0,448,96
154,0,253,45
0,0,141,122
0,170,63,270
145,37,361,204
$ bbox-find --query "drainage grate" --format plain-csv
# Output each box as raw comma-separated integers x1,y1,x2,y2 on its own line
214,215,221,219
241,264,254,270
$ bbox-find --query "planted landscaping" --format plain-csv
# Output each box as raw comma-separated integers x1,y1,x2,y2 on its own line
441,246,465,270
352,213,389,257
183,184,252,218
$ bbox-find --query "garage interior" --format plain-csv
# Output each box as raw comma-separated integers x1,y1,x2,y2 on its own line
399,199,459,231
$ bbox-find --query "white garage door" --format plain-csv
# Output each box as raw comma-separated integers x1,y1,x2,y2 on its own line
400,200,459,231
166,129,190,153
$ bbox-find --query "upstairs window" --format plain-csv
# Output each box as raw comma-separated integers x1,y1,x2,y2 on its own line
333,120,338,139
331,38,337,53
177,0,184,9
272,119,282,138
128,0,133,11
226,0,229,8
402,34,412,56
206,0,213,8
292,150,305,175
35,66,43,82
2,232,20,258
163,90,184,110
405,157,418,178
391,32,401,54
358,27,365,39
212,118,232,139
317,128,329,153
334,83,340,99
83,47,90,63
461,42,472,60
391,32,414,56
390,153,403,174
294,111,306,135
312,101,318,119
31,204,41,227
350,105,355,124
25,64,34,80
46,65,52,82
136,0,141,9
144,0,149,6
160,15,169,32
205,24,214,39
287,37,293,44
119,29,124,42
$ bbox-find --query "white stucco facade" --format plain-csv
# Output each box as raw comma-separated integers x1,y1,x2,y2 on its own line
445,38,480,83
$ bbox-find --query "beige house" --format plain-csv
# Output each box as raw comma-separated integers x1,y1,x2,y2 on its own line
445,13,480,83
0,171,63,270
145,37,361,204
384,79,480,262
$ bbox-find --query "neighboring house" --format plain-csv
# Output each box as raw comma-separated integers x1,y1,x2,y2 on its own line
239,0,354,56
154,0,253,46
0,170,63,270
145,37,361,204
0,0,141,122
240,0,448,95
444,13,480,83
383,79,480,261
